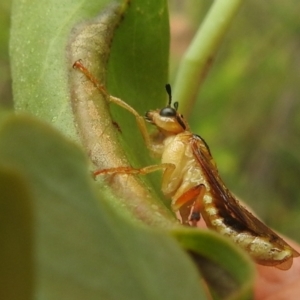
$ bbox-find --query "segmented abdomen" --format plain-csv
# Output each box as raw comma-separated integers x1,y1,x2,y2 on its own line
201,193,294,268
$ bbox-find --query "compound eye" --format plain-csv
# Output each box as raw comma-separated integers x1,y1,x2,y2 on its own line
160,107,176,117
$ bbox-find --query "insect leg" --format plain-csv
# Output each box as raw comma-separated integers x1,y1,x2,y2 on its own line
173,184,206,226
73,60,153,151
189,185,206,226
94,163,175,177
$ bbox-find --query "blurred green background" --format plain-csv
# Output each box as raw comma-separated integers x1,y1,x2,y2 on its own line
1,0,299,242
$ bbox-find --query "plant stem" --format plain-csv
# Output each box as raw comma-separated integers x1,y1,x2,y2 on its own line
172,0,244,117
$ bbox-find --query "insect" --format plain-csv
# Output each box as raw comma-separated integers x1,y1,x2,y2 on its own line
73,60,299,270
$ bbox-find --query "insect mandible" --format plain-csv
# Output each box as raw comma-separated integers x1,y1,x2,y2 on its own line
73,60,299,270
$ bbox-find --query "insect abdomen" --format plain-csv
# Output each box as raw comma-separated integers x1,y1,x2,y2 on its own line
201,194,294,269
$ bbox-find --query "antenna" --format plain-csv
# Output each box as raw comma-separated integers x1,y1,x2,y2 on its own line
165,84,172,106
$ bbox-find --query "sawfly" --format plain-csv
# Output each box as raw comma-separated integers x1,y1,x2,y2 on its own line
73,59,299,270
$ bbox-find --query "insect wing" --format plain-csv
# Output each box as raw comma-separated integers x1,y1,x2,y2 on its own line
190,136,300,258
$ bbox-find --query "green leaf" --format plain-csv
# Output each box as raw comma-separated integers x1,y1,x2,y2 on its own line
10,0,114,138
107,0,170,181
172,228,255,300
10,0,169,162
0,167,34,300
11,0,174,226
0,114,210,299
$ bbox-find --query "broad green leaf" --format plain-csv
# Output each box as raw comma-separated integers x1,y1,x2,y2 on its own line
10,0,113,138
0,167,34,300
107,0,170,192
11,0,174,226
10,0,169,165
173,228,255,300
0,114,210,300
